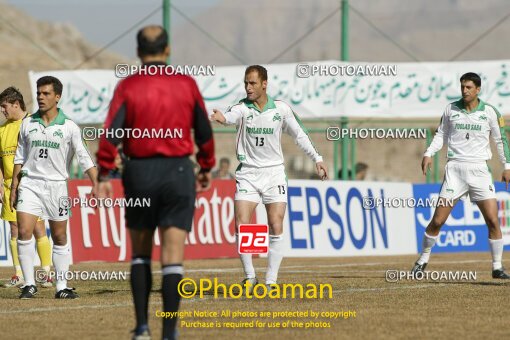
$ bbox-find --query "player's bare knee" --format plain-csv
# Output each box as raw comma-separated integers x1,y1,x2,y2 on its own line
17,224,33,240
430,215,448,228
132,241,152,257
235,218,251,229
485,217,500,231
10,224,18,238
17,231,31,240
50,231,67,246
33,226,46,239
268,223,283,236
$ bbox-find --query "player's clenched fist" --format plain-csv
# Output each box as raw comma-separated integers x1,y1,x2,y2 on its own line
210,109,226,124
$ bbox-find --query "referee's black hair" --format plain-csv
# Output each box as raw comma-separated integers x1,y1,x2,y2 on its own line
36,76,63,96
245,65,268,82
0,86,26,111
460,72,481,87
137,26,168,57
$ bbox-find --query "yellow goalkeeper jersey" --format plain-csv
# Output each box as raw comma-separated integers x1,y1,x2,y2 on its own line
0,113,28,182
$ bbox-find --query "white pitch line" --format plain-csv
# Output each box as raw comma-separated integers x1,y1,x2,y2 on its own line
0,259,492,281
0,283,470,310
183,259,488,273
332,283,448,293
0,300,163,314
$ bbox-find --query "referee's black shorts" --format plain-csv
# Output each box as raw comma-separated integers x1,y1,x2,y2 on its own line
122,157,195,231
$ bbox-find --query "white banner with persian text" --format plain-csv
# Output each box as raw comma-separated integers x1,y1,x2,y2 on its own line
29,60,510,124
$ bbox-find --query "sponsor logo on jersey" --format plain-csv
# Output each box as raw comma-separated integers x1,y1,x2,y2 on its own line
31,140,60,149
446,189,454,193
479,115,487,121
29,128,37,134
272,113,281,121
454,123,481,131
246,127,274,134
451,113,460,119
246,114,253,122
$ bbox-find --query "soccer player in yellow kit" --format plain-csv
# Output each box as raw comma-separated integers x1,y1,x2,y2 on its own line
0,87,52,288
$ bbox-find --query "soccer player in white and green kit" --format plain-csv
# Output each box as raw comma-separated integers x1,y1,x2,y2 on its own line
11,76,98,299
210,65,328,291
413,72,510,279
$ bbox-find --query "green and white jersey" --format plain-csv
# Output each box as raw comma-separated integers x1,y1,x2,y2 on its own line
425,99,510,169
223,96,322,168
14,109,95,181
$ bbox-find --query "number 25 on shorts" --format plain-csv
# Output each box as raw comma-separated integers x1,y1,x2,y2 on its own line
238,224,269,254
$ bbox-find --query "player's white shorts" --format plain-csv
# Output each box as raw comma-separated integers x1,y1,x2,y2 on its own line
439,161,495,202
235,164,287,204
16,176,69,221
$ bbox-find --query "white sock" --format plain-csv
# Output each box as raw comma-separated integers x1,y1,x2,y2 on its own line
266,235,284,284
417,232,437,265
17,238,36,286
489,238,504,270
237,234,256,279
53,243,71,292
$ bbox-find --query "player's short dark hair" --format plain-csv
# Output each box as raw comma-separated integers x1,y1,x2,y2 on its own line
0,86,26,111
137,26,168,57
36,76,63,96
460,72,481,87
245,65,268,82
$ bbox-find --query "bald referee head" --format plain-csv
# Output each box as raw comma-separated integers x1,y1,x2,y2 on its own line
136,25,170,63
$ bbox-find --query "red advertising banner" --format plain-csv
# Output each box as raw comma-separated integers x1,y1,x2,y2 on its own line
67,179,238,263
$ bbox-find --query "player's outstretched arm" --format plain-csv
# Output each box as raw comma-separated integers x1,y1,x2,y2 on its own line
210,109,226,124
283,108,325,178
421,156,432,175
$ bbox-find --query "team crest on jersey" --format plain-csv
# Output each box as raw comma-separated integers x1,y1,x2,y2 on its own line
478,115,487,121
272,113,281,122
246,114,253,122
53,129,64,138
451,113,460,119
29,128,37,134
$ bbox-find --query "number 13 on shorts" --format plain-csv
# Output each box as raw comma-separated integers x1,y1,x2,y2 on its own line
238,224,269,254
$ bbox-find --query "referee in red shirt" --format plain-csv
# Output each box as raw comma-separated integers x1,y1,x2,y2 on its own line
97,25,215,340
